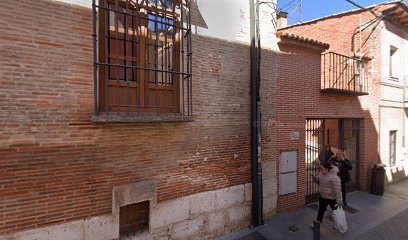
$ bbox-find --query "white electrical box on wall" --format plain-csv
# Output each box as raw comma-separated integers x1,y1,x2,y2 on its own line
279,151,298,195
280,151,298,173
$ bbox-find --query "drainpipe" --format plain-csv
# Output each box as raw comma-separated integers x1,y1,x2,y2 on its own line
250,0,263,227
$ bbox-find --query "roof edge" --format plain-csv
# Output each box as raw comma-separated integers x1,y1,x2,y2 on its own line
276,31,330,51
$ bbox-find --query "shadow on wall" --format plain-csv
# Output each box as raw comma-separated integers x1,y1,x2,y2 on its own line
0,0,281,238
273,41,381,213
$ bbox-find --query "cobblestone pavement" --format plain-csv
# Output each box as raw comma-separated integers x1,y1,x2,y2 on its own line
355,208,408,240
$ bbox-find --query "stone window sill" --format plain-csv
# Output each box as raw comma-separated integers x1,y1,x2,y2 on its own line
92,114,194,123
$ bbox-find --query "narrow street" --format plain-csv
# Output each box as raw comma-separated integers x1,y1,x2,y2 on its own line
222,180,408,240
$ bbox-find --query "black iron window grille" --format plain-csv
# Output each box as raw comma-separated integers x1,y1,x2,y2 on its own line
92,0,192,119
321,52,368,96
119,201,149,237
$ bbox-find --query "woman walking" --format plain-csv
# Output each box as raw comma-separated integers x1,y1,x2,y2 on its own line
329,150,353,206
312,162,343,224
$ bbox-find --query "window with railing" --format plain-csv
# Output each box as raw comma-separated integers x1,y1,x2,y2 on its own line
93,0,192,121
321,52,368,96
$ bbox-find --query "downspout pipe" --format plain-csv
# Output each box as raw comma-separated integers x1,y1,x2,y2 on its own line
250,0,263,227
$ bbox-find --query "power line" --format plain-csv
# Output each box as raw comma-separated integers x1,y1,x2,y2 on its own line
278,0,302,23
279,0,299,12
345,0,379,17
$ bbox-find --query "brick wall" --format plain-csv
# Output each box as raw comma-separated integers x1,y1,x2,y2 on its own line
273,8,388,213
0,0,274,235
0,0,388,236
273,42,380,213
283,10,383,57
283,4,408,182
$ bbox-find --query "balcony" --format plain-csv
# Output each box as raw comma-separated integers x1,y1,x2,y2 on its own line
321,52,368,96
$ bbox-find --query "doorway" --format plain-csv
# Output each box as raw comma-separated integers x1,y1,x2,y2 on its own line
305,118,361,204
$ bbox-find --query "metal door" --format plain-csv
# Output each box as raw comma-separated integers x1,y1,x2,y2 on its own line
339,119,361,191
305,119,325,204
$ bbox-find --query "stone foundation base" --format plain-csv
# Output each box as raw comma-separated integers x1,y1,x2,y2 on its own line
0,182,277,240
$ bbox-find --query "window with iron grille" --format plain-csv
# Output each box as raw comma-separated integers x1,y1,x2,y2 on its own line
93,0,192,119
119,201,150,237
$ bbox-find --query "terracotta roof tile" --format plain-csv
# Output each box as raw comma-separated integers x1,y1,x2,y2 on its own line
276,31,330,49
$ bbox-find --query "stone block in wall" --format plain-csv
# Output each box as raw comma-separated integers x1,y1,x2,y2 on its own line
244,183,252,202
150,227,169,239
125,231,154,240
208,211,225,232
154,237,170,240
263,194,277,218
263,177,277,197
84,214,118,240
154,236,170,240
190,191,216,216
112,181,157,214
216,185,244,209
150,197,190,229
227,204,250,224
0,220,84,240
262,161,276,179
170,217,205,239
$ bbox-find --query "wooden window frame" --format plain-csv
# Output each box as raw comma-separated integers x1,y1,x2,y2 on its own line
97,0,182,114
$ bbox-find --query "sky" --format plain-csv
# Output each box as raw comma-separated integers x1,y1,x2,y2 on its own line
277,0,408,25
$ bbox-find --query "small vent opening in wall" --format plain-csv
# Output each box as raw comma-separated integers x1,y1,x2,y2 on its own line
119,201,150,238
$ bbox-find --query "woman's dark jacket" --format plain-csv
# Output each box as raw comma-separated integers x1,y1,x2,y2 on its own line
328,157,353,182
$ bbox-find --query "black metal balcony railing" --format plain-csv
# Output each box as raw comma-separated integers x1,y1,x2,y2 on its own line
321,52,368,96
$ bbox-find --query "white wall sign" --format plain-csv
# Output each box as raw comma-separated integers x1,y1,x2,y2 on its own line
291,131,300,141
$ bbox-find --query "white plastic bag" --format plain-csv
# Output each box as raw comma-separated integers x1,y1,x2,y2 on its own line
334,206,348,233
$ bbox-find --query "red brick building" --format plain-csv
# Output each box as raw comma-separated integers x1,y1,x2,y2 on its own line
273,1,408,213
273,33,377,213
1,0,406,239
0,0,278,239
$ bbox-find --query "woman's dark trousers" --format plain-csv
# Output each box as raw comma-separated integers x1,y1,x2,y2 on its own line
341,180,347,205
317,197,337,223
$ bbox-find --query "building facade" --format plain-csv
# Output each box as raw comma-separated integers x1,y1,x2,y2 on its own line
0,0,279,239
1,0,406,239
281,1,408,184
270,30,380,212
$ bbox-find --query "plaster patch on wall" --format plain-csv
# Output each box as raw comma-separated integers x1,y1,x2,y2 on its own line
54,0,91,7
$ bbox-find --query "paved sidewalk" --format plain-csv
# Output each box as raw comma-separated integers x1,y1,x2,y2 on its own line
221,180,408,240
356,208,408,240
